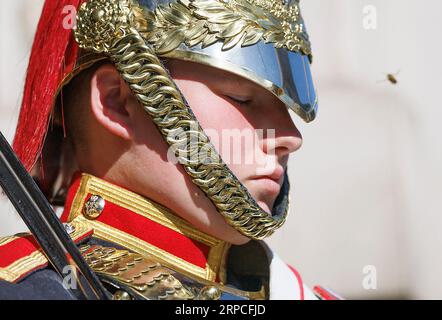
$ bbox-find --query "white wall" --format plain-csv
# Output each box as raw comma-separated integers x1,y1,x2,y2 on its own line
0,0,45,236
1,0,441,299
267,0,442,299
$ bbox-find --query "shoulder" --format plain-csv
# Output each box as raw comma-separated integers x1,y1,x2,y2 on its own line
0,233,49,283
0,221,93,299
0,233,71,299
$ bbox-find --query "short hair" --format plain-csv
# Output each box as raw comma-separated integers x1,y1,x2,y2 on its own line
60,60,109,153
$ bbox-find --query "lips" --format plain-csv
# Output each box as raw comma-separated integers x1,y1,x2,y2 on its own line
253,177,281,195
249,165,285,195
251,165,285,184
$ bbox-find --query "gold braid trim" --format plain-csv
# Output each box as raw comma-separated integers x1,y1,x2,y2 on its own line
74,0,288,240
66,174,230,282
0,219,92,283
0,251,47,283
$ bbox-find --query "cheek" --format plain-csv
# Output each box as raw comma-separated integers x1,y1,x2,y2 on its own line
174,79,250,131
129,111,194,206
174,79,260,179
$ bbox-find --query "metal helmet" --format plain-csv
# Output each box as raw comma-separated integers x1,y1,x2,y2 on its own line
14,0,317,240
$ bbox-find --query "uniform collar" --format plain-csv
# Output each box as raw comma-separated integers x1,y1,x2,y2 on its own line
61,173,230,283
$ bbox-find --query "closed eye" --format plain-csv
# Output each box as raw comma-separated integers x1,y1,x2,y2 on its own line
225,94,252,105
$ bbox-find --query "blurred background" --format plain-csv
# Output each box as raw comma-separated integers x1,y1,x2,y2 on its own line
0,0,441,299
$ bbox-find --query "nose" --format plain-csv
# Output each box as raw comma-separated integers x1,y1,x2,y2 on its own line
274,129,303,156
262,124,303,157
259,105,303,157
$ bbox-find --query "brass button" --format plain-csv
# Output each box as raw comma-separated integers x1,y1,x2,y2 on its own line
113,290,132,300
83,195,105,219
199,286,221,300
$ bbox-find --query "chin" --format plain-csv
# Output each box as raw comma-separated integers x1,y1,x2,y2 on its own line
256,200,273,215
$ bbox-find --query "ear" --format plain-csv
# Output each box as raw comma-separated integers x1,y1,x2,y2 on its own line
90,63,134,140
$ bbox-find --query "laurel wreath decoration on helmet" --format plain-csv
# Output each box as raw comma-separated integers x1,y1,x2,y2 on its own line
74,0,305,239
131,0,311,58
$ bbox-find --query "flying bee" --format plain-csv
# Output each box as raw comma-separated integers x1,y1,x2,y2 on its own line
377,70,400,85
386,73,398,84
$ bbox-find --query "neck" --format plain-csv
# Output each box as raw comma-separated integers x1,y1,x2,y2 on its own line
61,173,230,283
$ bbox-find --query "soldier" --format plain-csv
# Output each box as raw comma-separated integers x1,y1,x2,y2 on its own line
0,0,338,300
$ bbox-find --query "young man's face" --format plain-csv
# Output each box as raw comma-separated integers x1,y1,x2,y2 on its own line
167,60,303,214
86,60,303,244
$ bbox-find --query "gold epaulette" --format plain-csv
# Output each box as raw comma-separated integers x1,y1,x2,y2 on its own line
81,244,195,300
81,244,266,300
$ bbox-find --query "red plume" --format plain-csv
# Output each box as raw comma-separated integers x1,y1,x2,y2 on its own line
13,0,83,172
